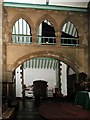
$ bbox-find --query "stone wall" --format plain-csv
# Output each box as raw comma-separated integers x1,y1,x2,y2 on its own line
0,0,2,118
3,4,88,81
88,2,90,79
2,2,90,98
0,0,2,81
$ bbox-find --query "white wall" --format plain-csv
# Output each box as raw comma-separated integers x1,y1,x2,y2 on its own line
16,67,57,97
15,62,68,97
24,68,56,88
16,66,22,97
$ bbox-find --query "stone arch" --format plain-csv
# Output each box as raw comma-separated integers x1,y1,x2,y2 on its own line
35,14,59,34
9,51,79,74
8,13,34,42
60,18,81,46
60,18,80,35
60,15,87,37
69,15,88,46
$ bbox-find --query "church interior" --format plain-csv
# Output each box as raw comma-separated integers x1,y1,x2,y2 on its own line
0,0,90,119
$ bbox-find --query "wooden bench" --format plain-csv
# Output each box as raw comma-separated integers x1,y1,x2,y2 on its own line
2,108,15,120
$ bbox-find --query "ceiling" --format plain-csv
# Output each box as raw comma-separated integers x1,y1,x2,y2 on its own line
4,0,90,8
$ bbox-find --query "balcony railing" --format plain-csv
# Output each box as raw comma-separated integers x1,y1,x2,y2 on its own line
61,37,79,46
12,34,79,47
12,34,32,44
37,36,56,45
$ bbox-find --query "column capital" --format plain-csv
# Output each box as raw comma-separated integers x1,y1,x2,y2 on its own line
55,32,61,46
55,32,61,37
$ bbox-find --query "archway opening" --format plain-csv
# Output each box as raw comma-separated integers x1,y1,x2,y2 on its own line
61,21,79,46
37,20,56,44
12,18,32,44
13,57,77,102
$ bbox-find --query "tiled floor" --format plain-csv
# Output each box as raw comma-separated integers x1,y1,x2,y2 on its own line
15,98,48,120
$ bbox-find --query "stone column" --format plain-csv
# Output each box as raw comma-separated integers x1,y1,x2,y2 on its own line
0,1,2,81
88,2,90,79
55,32,61,46
32,32,37,44
2,70,13,82
0,0,2,118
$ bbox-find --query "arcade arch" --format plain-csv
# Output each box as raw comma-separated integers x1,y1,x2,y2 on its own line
14,57,77,98
9,51,79,73
7,50,79,98
12,18,32,44
61,20,79,46
7,13,34,42
37,19,56,44
35,14,58,33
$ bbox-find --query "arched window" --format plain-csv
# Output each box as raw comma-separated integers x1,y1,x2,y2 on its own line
61,21,79,46
12,18,32,44
37,20,56,44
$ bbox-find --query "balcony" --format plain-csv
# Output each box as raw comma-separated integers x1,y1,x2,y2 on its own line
61,37,79,46
12,34,32,44
12,34,79,47
37,36,56,45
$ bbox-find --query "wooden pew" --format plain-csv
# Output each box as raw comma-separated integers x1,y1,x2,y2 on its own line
2,108,15,120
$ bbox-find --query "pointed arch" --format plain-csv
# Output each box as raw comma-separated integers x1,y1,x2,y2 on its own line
10,14,34,44
10,13,34,32
61,20,79,46
62,20,78,37
60,17,81,34
36,14,58,44
35,14,59,33
7,13,34,43
12,18,31,35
